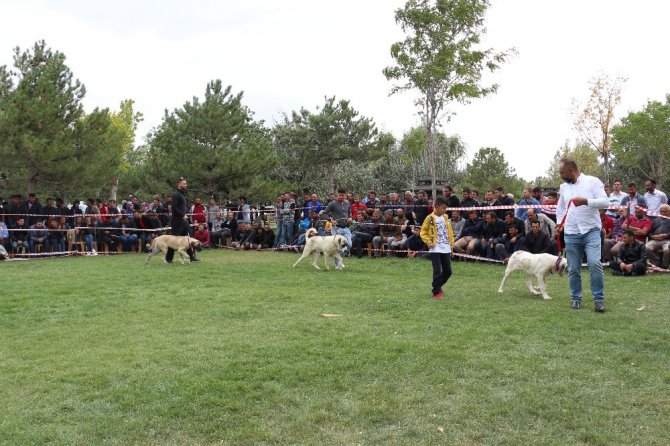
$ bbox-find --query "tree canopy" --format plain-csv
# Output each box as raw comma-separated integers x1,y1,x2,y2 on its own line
461,147,527,195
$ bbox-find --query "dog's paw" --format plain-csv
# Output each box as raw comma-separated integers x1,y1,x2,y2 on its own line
497,289,503,293
543,296,552,300
531,290,541,295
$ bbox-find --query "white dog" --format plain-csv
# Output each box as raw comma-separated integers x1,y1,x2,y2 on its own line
145,235,202,265
497,251,568,300
293,228,349,270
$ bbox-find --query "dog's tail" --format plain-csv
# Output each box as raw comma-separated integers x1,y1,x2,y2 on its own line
305,228,318,238
146,238,155,251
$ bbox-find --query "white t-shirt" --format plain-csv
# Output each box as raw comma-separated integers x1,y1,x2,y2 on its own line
431,215,451,254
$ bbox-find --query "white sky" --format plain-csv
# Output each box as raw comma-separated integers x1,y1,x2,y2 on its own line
2,0,669,181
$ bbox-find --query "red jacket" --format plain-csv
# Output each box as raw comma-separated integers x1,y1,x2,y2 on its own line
194,228,210,246
192,204,207,224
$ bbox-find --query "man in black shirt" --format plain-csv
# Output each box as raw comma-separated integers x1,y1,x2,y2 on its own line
165,177,200,263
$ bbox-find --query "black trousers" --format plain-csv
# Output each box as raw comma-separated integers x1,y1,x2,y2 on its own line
430,252,452,295
352,232,374,257
165,218,194,262
609,260,646,276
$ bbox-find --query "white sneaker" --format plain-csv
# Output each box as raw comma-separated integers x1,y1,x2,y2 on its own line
91,249,98,256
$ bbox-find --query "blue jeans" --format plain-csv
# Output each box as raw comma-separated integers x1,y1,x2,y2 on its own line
119,234,138,252
565,228,604,302
281,221,294,245
84,234,95,252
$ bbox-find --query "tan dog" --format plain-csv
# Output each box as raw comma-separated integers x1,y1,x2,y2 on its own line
497,251,568,300
293,228,349,270
145,235,202,265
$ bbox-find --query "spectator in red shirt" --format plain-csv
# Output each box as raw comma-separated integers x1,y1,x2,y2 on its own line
350,195,367,220
194,223,211,248
623,207,653,243
600,209,614,239
191,197,207,225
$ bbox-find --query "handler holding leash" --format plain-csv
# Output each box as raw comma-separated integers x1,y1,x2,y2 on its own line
165,177,200,264
555,159,609,312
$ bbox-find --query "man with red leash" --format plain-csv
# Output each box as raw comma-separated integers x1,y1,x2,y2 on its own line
555,159,610,312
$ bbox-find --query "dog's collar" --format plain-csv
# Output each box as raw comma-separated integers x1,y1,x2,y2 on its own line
551,257,562,274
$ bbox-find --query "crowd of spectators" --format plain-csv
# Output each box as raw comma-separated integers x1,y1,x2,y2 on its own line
1,179,668,275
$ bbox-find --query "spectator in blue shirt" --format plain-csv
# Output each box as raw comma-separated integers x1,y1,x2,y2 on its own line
515,187,541,221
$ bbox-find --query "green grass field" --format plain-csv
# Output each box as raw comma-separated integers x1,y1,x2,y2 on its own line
1,250,669,445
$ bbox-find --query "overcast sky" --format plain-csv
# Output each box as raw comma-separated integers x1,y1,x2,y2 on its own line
2,0,669,181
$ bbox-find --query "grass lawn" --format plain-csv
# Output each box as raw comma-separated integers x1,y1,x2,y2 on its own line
1,250,669,445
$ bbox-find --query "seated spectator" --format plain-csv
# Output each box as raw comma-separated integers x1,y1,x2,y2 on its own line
406,224,429,258
475,211,506,259
100,215,121,253
493,187,514,220
494,224,525,261
515,187,541,221
0,213,11,257
194,223,211,248
646,204,670,268
11,217,29,254
524,209,555,236
219,211,238,245
244,224,266,250
134,211,161,252
373,209,400,257
29,220,48,253
118,216,138,252
523,220,553,254
260,222,275,249
46,218,66,254
351,208,382,258
504,211,526,236
603,207,627,261
235,223,255,250
450,210,465,240
390,208,408,254
80,216,97,255
453,210,483,255
610,230,647,276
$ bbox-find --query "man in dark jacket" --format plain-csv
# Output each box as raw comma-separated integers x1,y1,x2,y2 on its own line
523,220,553,254
352,208,382,258
476,211,506,258
610,230,647,276
166,177,199,263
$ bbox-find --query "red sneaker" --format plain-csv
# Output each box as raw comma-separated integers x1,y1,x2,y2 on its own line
433,290,444,300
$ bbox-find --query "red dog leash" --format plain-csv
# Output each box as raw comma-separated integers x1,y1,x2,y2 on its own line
553,199,575,272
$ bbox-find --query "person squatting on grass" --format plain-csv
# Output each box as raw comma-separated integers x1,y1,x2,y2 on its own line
420,196,455,300
556,159,610,312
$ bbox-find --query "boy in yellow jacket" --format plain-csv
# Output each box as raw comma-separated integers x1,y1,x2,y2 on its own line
420,196,456,299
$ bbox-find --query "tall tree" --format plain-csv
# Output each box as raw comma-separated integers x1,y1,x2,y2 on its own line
611,95,670,190
383,0,514,199
462,147,527,196
147,80,275,199
545,140,603,185
400,126,465,187
109,99,143,200
572,73,626,185
272,96,394,194
0,40,87,193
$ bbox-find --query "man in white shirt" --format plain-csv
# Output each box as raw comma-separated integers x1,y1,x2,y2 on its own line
644,179,668,215
555,159,610,312
606,180,625,217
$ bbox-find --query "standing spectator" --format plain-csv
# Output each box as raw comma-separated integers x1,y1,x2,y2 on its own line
5,194,27,226
555,158,609,312
420,196,455,300
362,190,380,208
646,204,670,268
460,188,478,210
441,185,460,218
69,200,84,226
84,198,100,223
206,198,220,231
305,194,324,219
532,187,547,205
96,199,108,222
26,193,43,227
619,183,648,218
643,179,667,214
165,177,199,263
323,189,353,251
42,197,59,222
191,197,207,227
543,192,558,222
402,191,415,218
606,180,625,217
515,188,541,221
493,187,515,220
275,192,296,247
609,230,647,276
236,196,251,224
413,190,430,225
